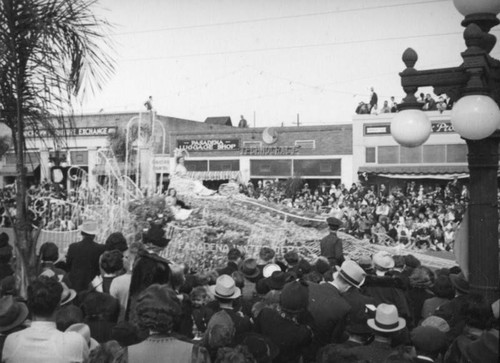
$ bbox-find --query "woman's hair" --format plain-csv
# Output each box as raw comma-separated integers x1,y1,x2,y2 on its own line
85,340,124,363
135,285,181,334
28,276,63,317
168,188,177,196
55,305,84,331
39,242,59,262
431,275,455,299
215,345,256,363
100,250,124,274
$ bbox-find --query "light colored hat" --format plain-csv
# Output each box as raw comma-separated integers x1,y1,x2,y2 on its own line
338,260,366,288
65,323,100,350
421,315,450,333
367,303,406,333
80,220,98,235
60,282,77,306
263,263,281,278
209,275,241,300
372,251,395,271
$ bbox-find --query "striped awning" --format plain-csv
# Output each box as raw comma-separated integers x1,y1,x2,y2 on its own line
185,171,242,181
358,165,470,180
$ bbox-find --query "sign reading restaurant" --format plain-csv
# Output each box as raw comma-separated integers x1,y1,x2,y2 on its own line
177,139,240,151
24,127,117,138
364,121,455,136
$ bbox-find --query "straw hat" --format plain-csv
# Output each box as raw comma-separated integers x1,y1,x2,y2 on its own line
80,220,98,235
209,275,241,300
263,263,281,278
367,304,406,333
65,323,100,350
338,260,366,288
60,282,77,306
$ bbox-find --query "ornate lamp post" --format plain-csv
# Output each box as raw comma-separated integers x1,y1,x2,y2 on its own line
391,0,500,302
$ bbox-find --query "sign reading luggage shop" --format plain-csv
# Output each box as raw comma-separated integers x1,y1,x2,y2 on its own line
24,127,117,138
177,139,240,151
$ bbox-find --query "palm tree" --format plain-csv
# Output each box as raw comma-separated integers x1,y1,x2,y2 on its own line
0,0,114,294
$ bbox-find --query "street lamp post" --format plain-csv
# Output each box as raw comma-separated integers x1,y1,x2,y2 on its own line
391,0,500,302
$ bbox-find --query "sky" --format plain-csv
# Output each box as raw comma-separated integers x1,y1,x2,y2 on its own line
75,0,500,127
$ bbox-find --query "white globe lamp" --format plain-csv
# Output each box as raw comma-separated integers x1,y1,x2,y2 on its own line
391,109,432,148
453,0,500,17
451,95,500,140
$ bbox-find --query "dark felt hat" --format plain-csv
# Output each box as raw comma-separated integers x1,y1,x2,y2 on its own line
464,329,499,363
450,272,469,294
326,217,342,228
265,271,287,291
242,332,279,362
280,280,309,314
411,326,447,354
0,295,28,332
239,258,260,279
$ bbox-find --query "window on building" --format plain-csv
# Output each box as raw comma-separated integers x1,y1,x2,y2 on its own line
377,146,399,164
250,159,292,177
423,145,446,163
365,147,376,163
295,140,315,149
209,160,240,171
446,144,467,162
184,160,208,172
70,150,88,165
400,146,422,164
293,159,341,176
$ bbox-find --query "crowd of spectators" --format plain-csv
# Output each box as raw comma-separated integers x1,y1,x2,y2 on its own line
0,223,497,362
242,178,468,252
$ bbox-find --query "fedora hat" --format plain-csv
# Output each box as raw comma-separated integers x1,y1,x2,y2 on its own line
239,258,260,279
450,272,469,294
367,303,406,333
60,282,77,306
338,260,366,288
65,323,100,350
411,326,447,354
265,271,287,291
464,329,499,363
209,275,241,300
80,220,98,235
372,251,395,271
0,296,28,333
326,217,342,228
263,263,281,278
280,280,309,314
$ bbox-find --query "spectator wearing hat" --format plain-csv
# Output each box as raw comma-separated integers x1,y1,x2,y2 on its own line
238,258,261,314
255,280,312,363
346,303,407,362
307,260,365,348
461,328,499,363
256,247,276,278
3,276,89,362
200,310,236,361
66,220,105,292
406,266,434,327
443,293,495,363
411,326,448,362
0,233,13,281
217,248,242,277
0,296,29,361
38,242,66,282
209,274,253,343
435,271,470,339
362,252,411,326
283,250,300,272
421,274,455,319
126,284,211,363
320,217,345,268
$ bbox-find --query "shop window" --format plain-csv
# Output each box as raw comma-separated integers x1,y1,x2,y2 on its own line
423,145,446,163
260,164,271,172
377,146,399,164
250,160,292,177
365,147,376,163
293,159,341,176
295,140,315,149
446,144,467,163
400,146,422,163
184,160,208,172
209,160,239,171
70,150,88,165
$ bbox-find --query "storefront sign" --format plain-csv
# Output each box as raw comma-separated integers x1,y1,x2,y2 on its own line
24,127,117,138
364,121,455,136
153,155,170,173
177,139,239,151
241,146,300,156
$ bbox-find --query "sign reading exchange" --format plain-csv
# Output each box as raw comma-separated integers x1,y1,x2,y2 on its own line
177,139,240,151
24,127,117,138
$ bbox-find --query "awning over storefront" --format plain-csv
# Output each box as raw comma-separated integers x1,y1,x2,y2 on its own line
358,165,470,180
185,171,242,181
0,164,38,175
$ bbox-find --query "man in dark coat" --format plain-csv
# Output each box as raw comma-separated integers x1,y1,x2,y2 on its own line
66,221,105,292
320,217,345,267
216,248,242,276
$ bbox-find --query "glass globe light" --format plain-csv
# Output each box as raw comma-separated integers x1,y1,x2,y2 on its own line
451,95,500,140
391,109,432,148
454,0,500,16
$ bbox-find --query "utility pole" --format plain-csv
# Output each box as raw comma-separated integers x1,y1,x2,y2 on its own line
296,113,300,127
